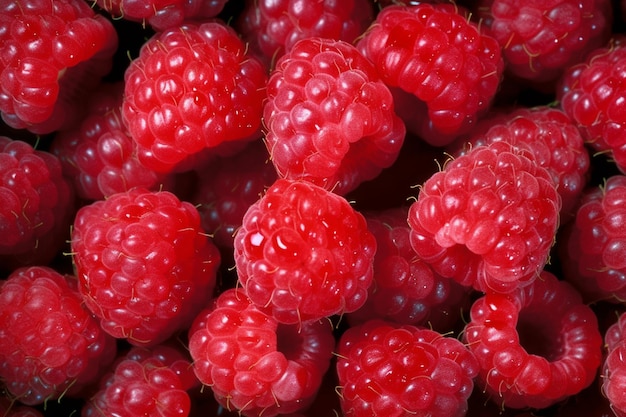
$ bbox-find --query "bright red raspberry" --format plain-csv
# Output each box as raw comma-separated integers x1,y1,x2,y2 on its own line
188,288,335,417
70,187,221,346
558,36,626,174
463,271,602,409
559,175,626,303
347,207,471,333
602,311,626,416
0,0,118,134
233,178,376,324
336,319,479,417
475,0,612,86
236,0,374,69
0,137,74,271
122,21,267,173
0,266,117,406
263,37,406,195
356,3,504,146
83,344,198,417
408,140,561,294
51,82,169,201
94,0,229,31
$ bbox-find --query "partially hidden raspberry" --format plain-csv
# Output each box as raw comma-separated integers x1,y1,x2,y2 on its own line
356,3,504,146
233,178,376,324
0,137,74,271
602,310,626,417
347,207,472,333
408,140,561,294
463,271,603,410
263,37,406,195
0,266,117,406
0,396,43,417
336,319,479,417
122,21,267,173
0,0,118,134
83,344,199,417
188,288,335,417
70,187,221,346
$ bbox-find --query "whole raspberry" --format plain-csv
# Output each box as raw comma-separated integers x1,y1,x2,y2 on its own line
463,271,602,409
0,0,118,134
602,311,626,417
233,178,376,324
347,207,472,333
188,288,335,417
336,319,479,417
236,0,374,69
407,140,561,294
83,344,198,417
263,37,406,196
559,175,626,303
558,36,626,174
122,21,267,173
475,0,612,86
70,187,221,346
0,137,74,271
356,3,504,146
0,266,117,406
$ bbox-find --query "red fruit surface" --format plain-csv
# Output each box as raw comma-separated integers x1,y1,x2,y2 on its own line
0,396,43,417
602,310,626,416
0,266,117,406
70,187,221,346
188,288,335,417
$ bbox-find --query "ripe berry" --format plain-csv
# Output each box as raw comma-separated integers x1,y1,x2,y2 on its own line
602,310,626,417
233,178,376,324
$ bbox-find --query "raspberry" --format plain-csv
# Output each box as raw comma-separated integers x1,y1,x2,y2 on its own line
559,175,626,303
475,0,612,86
236,0,374,69
347,207,471,333
356,3,504,146
336,319,479,417
263,37,406,196
558,36,626,174
0,396,43,417
188,288,335,417
0,266,117,406
0,137,74,271
70,187,221,346
83,344,198,417
408,140,561,294
233,178,377,324
122,21,267,173
602,311,626,416
463,271,603,409
0,0,118,134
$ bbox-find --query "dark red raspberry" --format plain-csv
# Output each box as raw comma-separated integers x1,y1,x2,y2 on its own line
0,396,43,417
233,178,376,324
336,319,479,417
70,187,221,346
122,21,267,173
356,3,504,146
188,288,335,417
463,271,603,409
347,207,472,333
408,140,561,294
0,266,117,406
83,344,198,417
0,0,118,134
0,137,74,271
263,37,406,196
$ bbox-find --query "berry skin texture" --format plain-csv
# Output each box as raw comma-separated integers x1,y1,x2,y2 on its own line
408,140,561,294
602,310,626,417
336,319,479,417
0,266,117,406
263,37,406,196
122,21,268,173
188,288,336,417
356,3,504,146
0,137,74,271
0,0,118,134
233,178,377,325
464,271,602,410
70,187,221,347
